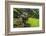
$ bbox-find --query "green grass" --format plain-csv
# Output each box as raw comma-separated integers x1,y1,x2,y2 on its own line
13,18,39,27
26,17,39,27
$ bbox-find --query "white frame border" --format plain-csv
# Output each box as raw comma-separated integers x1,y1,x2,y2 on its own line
10,5,43,32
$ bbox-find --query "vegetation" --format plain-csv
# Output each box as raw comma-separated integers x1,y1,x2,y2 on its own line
13,8,39,28
26,18,39,27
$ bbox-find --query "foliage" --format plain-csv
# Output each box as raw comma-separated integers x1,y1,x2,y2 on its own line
26,18,39,27
13,8,39,28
